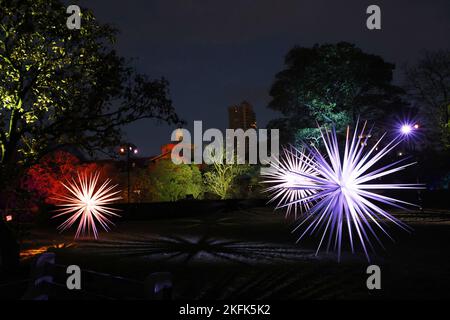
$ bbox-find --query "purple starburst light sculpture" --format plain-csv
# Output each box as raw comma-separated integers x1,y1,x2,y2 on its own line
400,124,413,135
396,119,420,139
53,171,122,239
262,146,318,218
267,122,423,261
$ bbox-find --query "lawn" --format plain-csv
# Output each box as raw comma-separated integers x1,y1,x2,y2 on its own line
3,207,450,299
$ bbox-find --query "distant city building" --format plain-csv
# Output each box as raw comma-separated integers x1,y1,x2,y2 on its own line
227,101,258,162
159,128,184,161
228,101,257,130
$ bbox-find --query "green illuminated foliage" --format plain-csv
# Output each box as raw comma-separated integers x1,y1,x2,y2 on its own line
0,0,182,174
268,42,405,144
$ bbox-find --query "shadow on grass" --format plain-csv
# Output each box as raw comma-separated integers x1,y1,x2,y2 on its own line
71,235,320,266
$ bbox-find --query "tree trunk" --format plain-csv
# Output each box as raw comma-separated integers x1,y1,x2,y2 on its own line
0,219,20,272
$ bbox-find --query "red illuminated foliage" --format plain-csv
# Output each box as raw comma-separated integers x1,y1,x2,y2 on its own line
22,151,113,204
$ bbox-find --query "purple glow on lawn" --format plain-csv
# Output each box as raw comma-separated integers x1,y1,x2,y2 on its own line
265,122,423,261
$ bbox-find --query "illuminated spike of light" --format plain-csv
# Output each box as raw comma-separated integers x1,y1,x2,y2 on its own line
52,171,122,239
269,122,423,261
262,146,318,218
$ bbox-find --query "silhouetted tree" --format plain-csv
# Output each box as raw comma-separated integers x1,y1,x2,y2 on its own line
0,0,182,176
203,151,250,200
267,42,405,145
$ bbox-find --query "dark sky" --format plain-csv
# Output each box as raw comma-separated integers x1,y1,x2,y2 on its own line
78,0,450,157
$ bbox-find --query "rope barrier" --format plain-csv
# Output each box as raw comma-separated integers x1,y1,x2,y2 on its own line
52,263,143,285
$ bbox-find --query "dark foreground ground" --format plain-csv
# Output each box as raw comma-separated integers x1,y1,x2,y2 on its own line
2,207,450,300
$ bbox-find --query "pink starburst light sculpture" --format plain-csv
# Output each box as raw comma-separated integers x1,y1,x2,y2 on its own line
53,171,122,239
266,121,423,261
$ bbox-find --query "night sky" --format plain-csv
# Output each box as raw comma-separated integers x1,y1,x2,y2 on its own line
78,0,450,157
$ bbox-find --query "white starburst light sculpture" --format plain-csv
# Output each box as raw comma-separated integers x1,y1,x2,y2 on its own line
53,171,122,239
262,146,318,218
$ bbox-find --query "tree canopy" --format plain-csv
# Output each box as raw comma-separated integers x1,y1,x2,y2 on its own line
267,42,405,145
0,0,182,174
145,160,203,202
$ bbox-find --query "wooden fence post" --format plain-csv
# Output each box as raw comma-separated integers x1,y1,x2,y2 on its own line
144,272,172,300
22,252,56,300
